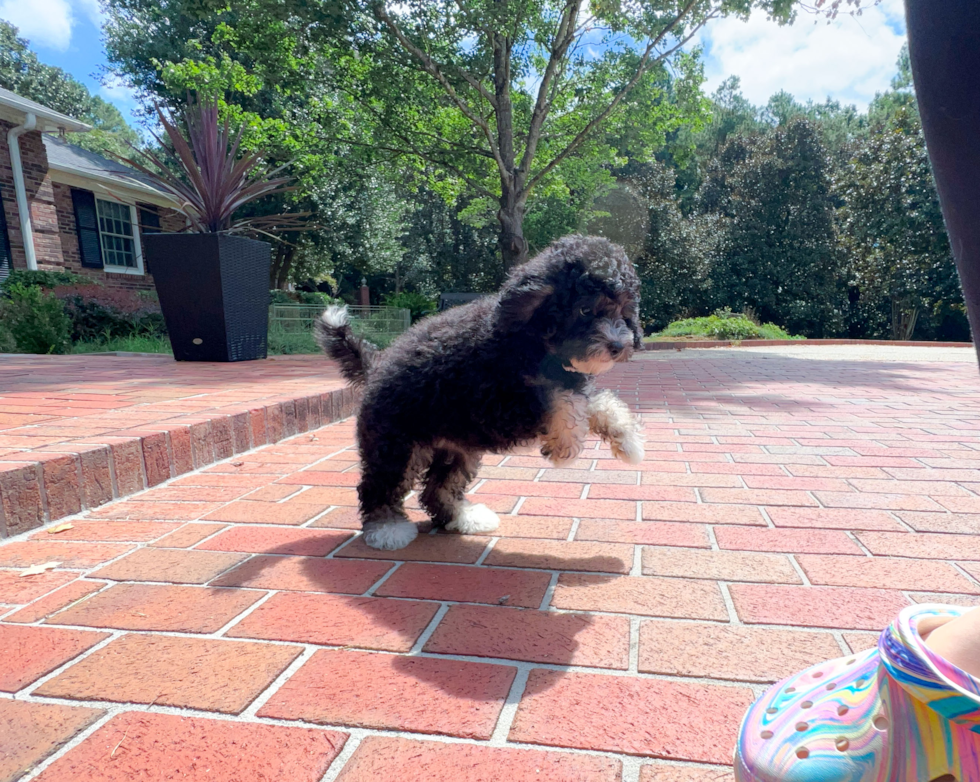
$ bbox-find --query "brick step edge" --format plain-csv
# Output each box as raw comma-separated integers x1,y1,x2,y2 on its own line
644,339,975,351
0,386,360,538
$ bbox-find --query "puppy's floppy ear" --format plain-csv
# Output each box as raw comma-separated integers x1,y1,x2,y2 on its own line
497,281,554,331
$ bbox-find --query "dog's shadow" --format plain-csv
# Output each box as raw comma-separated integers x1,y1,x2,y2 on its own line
222,527,627,701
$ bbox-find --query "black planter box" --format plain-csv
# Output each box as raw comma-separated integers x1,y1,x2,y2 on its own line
143,233,270,362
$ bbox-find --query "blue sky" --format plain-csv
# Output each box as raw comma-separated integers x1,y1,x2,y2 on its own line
4,0,907,127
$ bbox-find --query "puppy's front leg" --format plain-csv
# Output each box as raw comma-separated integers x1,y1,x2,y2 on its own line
587,389,645,464
540,390,589,466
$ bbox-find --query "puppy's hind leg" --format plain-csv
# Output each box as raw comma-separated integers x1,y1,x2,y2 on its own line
587,389,645,464
420,449,499,534
358,441,421,551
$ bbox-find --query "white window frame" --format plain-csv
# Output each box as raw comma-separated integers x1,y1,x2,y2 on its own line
95,198,145,276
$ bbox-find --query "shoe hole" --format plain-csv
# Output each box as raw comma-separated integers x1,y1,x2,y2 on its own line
796,748,809,760
785,686,796,693
856,679,867,688
874,715,889,731
766,708,778,715
846,658,855,665
826,682,836,691
836,737,850,752
760,730,773,740
838,705,849,716
795,722,809,732
812,671,824,679
800,700,813,709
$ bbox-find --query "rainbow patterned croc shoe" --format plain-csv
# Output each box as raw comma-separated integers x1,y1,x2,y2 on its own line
734,604,980,782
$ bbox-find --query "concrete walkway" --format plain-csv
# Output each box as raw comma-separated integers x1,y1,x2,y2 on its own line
1,346,979,781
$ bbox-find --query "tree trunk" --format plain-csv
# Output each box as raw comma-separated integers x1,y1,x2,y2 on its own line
498,188,527,270
271,246,295,290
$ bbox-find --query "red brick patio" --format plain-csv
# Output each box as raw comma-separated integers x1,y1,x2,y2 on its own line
1,346,979,781
0,354,355,536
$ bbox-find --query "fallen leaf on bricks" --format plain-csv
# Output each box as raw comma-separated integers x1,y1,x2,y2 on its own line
20,561,61,577
47,523,74,534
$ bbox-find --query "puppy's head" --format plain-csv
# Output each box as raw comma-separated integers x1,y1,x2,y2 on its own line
496,234,642,375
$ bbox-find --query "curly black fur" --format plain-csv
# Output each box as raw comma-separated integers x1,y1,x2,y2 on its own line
317,234,644,549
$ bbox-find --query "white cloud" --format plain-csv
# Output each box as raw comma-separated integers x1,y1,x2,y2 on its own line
100,80,136,104
696,0,907,109
1,0,75,50
75,0,103,27
0,0,102,51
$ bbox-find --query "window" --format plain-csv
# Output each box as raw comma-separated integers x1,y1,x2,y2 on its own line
96,199,139,269
138,205,161,234
71,189,147,275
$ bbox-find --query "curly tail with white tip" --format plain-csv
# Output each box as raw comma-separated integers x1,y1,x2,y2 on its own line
314,306,376,385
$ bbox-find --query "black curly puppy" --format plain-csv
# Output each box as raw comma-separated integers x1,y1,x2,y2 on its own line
317,234,645,550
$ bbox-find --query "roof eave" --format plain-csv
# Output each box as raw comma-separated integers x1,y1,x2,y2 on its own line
7,105,90,134
47,160,176,202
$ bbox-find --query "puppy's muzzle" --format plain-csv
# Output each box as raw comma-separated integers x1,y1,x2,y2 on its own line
598,319,634,362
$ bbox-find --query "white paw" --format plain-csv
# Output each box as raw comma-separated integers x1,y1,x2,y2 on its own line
362,519,418,550
612,432,645,464
446,502,500,534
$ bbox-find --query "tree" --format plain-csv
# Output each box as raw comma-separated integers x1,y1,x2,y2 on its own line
705,117,845,336
837,104,965,340
348,0,788,268
592,161,716,329
105,0,804,270
0,22,141,158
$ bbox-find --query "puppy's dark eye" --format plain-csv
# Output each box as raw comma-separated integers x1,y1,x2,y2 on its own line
579,306,591,317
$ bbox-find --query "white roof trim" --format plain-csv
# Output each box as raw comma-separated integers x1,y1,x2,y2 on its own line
0,92,90,133
48,160,178,202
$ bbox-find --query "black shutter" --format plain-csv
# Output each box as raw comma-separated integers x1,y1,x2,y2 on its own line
71,189,103,269
0,190,12,284
137,205,161,274
139,206,161,234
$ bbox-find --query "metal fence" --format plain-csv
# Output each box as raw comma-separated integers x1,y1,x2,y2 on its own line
268,304,412,353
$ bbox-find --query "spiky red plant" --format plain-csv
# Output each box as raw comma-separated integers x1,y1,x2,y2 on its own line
117,95,305,236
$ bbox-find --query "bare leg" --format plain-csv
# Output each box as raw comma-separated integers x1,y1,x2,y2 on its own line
540,389,589,466
419,448,499,533
587,389,645,464
922,605,980,678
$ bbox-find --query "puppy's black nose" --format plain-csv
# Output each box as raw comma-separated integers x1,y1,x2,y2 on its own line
609,341,624,357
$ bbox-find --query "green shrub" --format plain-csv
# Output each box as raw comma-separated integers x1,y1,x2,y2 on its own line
269,289,296,305
52,285,166,342
0,324,16,353
2,269,86,290
658,313,800,341
0,283,72,353
383,291,436,323
269,289,341,307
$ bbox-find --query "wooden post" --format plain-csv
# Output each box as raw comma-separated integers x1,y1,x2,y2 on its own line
359,277,370,306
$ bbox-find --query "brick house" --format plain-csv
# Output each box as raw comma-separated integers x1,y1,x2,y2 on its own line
0,87,183,292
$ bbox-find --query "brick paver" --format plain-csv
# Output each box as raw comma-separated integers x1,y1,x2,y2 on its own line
0,700,103,782
32,712,347,782
2,346,979,780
